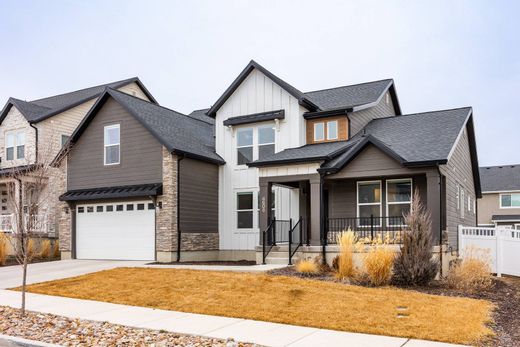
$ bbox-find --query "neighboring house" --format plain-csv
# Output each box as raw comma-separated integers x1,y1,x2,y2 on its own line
56,89,224,261
0,77,155,235
205,60,481,262
478,165,520,229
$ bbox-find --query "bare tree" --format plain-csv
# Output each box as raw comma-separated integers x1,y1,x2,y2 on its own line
5,130,69,315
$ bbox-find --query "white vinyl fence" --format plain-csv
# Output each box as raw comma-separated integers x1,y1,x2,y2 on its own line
458,225,520,277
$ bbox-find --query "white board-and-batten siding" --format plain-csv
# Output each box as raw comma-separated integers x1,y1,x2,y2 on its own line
216,68,309,250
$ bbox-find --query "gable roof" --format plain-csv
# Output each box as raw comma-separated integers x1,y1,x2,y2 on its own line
60,88,224,165
304,79,401,114
188,108,214,125
206,60,320,117
480,165,520,192
0,77,156,124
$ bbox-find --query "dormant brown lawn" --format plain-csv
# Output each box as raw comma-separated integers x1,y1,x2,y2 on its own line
19,268,493,344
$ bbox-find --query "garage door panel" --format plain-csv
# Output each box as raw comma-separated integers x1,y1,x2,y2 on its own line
76,201,155,261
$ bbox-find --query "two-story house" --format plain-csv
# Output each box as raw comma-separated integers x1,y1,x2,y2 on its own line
478,165,520,229
0,77,155,235
206,60,480,263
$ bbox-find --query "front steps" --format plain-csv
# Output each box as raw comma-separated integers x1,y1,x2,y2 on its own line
261,245,304,265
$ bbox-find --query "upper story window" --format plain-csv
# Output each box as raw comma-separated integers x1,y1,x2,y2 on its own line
501,193,520,208
236,125,276,166
258,126,275,160
237,128,253,165
104,124,120,165
327,121,338,140
314,123,325,141
5,131,25,161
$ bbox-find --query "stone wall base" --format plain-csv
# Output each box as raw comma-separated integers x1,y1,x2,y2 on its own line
155,250,256,263
60,251,72,260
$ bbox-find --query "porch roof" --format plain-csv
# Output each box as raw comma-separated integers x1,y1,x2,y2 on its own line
491,215,520,222
59,183,162,201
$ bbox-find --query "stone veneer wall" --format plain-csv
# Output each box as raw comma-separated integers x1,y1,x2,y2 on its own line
49,160,72,256
181,233,219,251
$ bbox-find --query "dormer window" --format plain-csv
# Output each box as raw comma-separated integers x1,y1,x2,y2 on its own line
327,121,338,140
314,123,325,141
5,131,25,161
104,124,120,165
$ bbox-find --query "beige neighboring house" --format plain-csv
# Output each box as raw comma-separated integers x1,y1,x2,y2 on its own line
0,77,156,236
478,164,520,229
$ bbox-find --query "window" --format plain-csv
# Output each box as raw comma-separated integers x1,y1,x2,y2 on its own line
460,188,465,218
314,123,325,141
456,184,460,210
515,224,520,231
386,179,412,225
104,124,120,165
327,121,338,140
258,126,275,160
61,134,70,147
96,206,103,212
5,131,25,160
237,128,253,165
468,196,472,213
87,206,94,213
500,193,520,208
126,204,134,211
357,181,381,225
137,203,145,210
148,203,155,210
78,207,84,213
116,204,124,211
106,205,114,212
237,192,253,229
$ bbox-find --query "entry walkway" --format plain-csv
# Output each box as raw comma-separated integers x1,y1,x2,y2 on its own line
0,289,466,347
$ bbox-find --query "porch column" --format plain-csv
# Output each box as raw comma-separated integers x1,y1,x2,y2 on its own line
258,180,272,243
426,171,441,245
309,177,321,246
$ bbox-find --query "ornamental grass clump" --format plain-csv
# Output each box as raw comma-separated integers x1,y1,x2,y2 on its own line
0,233,7,266
335,229,361,280
363,237,395,286
40,239,51,259
446,246,493,293
52,240,60,258
393,190,438,286
295,258,319,275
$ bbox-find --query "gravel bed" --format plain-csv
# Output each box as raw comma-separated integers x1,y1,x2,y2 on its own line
0,306,256,347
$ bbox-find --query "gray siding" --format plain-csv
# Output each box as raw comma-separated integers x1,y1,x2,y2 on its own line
67,98,163,190
349,92,397,136
439,127,477,248
179,158,219,233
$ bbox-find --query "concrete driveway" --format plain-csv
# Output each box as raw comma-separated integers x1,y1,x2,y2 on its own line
0,259,147,289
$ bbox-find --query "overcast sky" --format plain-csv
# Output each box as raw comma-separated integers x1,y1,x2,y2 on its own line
0,0,518,166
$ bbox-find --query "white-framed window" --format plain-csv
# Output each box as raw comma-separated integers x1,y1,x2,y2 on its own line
473,199,476,214
61,134,70,148
468,196,472,213
314,122,325,141
386,178,412,225
500,193,520,208
326,120,338,140
104,124,120,165
258,125,275,160
236,128,253,165
237,192,254,229
456,184,460,210
460,188,465,218
357,180,382,226
5,131,25,161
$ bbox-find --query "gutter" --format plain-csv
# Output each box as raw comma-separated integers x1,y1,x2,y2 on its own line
29,123,38,163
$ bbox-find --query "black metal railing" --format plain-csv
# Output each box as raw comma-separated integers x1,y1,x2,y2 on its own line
262,217,293,264
326,215,406,245
288,217,306,265
262,219,275,264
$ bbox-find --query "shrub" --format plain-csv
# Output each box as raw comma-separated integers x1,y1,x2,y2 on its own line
364,238,395,286
331,255,339,271
40,239,51,259
312,255,331,273
393,190,438,285
52,240,60,258
27,239,36,260
0,233,7,266
295,259,319,275
446,246,493,292
335,229,361,280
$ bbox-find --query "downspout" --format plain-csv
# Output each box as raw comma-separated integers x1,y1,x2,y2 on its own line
176,154,184,262
29,123,38,164
319,172,326,264
436,164,444,276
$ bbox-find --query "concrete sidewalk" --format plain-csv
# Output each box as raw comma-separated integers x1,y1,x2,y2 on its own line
0,289,466,347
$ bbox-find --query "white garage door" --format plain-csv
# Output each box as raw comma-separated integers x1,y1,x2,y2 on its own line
76,201,155,260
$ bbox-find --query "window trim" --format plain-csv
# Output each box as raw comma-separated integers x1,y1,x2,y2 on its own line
257,125,275,161
236,127,254,166
356,180,382,226
500,193,520,209
103,124,120,166
314,122,325,141
385,178,413,226
326,120,338,140
236,191,254,230
5,130,26,161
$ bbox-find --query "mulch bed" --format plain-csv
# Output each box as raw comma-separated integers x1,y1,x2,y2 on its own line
147,260,256,266
0,257,61,267
267,266,520,347
0,306,254,347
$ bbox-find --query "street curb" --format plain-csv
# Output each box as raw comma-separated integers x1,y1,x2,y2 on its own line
0,334,62,347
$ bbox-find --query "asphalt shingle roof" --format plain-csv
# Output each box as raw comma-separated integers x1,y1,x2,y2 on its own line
1,77,155,124
304,79,393,111
188,108,214,125
480,165,520,192
106,89,224,164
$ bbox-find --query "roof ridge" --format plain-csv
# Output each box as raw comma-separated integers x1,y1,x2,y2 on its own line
30,77,138,103
304,79,393,94
480,164,520,169
190,107,210,113
368,106,472,123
